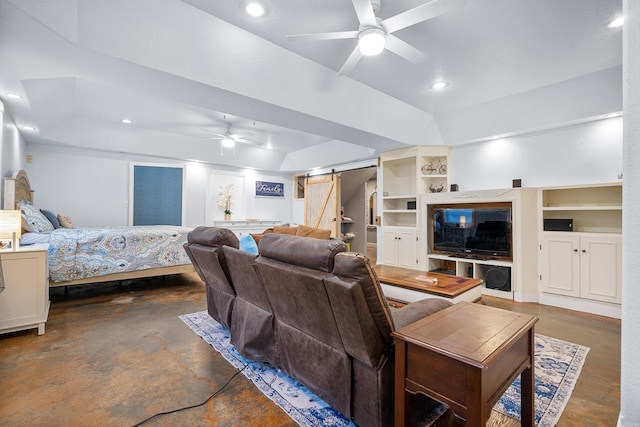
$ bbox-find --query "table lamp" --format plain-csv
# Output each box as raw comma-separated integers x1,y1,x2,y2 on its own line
0,210,22,250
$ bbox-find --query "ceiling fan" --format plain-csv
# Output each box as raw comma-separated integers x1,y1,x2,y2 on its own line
286,0,451,75
201,123,262,154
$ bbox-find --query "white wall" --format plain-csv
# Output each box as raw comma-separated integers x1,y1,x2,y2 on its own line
24,143,293,227
1,104,27,191
619,0,640,424
450,117,623,191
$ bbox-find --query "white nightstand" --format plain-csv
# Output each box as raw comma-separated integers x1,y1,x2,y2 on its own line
0,244,50,335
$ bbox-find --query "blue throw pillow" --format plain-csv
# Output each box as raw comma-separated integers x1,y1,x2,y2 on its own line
40,209,61,229
239,234,259,255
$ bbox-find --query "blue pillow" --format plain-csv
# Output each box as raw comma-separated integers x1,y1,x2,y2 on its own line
239,234,259,255
40,209,61,229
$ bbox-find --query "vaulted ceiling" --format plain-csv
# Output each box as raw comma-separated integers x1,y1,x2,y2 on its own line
0,0,622,172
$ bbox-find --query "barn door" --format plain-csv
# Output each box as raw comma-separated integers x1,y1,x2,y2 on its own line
304,174,339,237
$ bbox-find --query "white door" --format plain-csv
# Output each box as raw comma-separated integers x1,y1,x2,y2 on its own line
540,233,580,297
580,235,622,304
397,229,418,269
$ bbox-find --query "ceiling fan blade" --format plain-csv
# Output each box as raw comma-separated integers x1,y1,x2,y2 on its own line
235,138,262,146
338,45,363,76
287,30,359,42
382,0,450,34
229,131,253,138
351,0,377,27
385,35,427,63
200,129,226,137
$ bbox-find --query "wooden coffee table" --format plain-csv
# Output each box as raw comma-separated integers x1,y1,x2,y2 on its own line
373,264,484,304
392,301,538,427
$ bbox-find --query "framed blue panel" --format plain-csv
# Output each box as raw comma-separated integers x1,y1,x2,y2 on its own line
133,165,183,226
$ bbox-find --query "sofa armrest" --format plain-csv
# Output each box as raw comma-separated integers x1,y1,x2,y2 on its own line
391,298,453,330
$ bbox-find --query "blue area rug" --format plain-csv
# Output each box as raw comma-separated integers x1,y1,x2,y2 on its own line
180,311,589,426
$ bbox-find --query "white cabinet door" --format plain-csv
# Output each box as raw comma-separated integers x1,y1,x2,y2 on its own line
541,233,621,304
397,229,418,269
580,235,622,304
381,228,417,268
381,230,399,266
541,233,580,297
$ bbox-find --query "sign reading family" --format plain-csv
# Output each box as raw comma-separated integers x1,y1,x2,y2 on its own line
255,180,285,198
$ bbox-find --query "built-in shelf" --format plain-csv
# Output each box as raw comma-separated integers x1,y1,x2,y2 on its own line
540,183,622,234
420,174,448,179
542,205,622,211
383,195,415,199
538,183,622,318
380,145,450,269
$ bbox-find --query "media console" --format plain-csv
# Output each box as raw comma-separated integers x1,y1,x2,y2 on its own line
427,253,513,296
420,188,539,302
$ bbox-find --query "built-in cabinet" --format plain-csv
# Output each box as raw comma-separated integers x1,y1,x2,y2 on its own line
379,146,450,268
540,233,621,303
381,227,417,268
422,188,539,302
0,244,50,335
538,183,622,317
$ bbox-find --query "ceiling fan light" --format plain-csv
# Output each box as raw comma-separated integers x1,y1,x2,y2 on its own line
358,28,386,56
221,136,235,148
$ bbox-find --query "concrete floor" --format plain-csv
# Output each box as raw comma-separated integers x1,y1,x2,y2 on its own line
0,273,620,426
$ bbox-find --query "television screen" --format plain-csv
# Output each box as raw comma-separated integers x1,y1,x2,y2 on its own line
443,208,473,226
431,204,512,259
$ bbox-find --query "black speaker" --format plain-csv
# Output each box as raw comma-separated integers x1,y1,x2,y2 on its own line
544,218,573,231
450,184,459,192
512,179,522,188
485,267,511,291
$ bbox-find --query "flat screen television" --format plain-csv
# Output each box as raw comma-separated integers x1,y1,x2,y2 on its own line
429,202,512,260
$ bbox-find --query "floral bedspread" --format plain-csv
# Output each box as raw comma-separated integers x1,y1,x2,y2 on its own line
48,225,192,283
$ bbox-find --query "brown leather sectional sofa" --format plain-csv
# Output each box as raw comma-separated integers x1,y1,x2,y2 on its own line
184,226,452,427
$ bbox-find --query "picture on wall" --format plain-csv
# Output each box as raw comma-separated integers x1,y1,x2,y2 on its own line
256,180,284,198
207,172,245,223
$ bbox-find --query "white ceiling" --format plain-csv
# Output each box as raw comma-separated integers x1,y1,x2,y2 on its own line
0,0,623,172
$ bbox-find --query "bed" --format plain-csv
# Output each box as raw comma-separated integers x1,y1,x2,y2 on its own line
4,170,194,287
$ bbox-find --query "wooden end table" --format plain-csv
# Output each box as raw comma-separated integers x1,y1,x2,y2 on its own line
392,301,538,426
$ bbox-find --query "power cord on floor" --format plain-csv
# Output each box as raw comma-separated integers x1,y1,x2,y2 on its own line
131,364,248,426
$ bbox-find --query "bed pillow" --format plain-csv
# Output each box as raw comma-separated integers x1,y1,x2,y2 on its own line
40,209,61,229
239,233,259,255
21,231,52,245
19,201,55,232
57,213,75,228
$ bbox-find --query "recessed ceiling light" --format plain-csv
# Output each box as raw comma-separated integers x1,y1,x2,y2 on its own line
245,2,265,17
608,17,623,28
606,112,622,118
6,93,23,99
22,126,36,131
266,143,273,150
431,81,448,90
122,119,132,124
